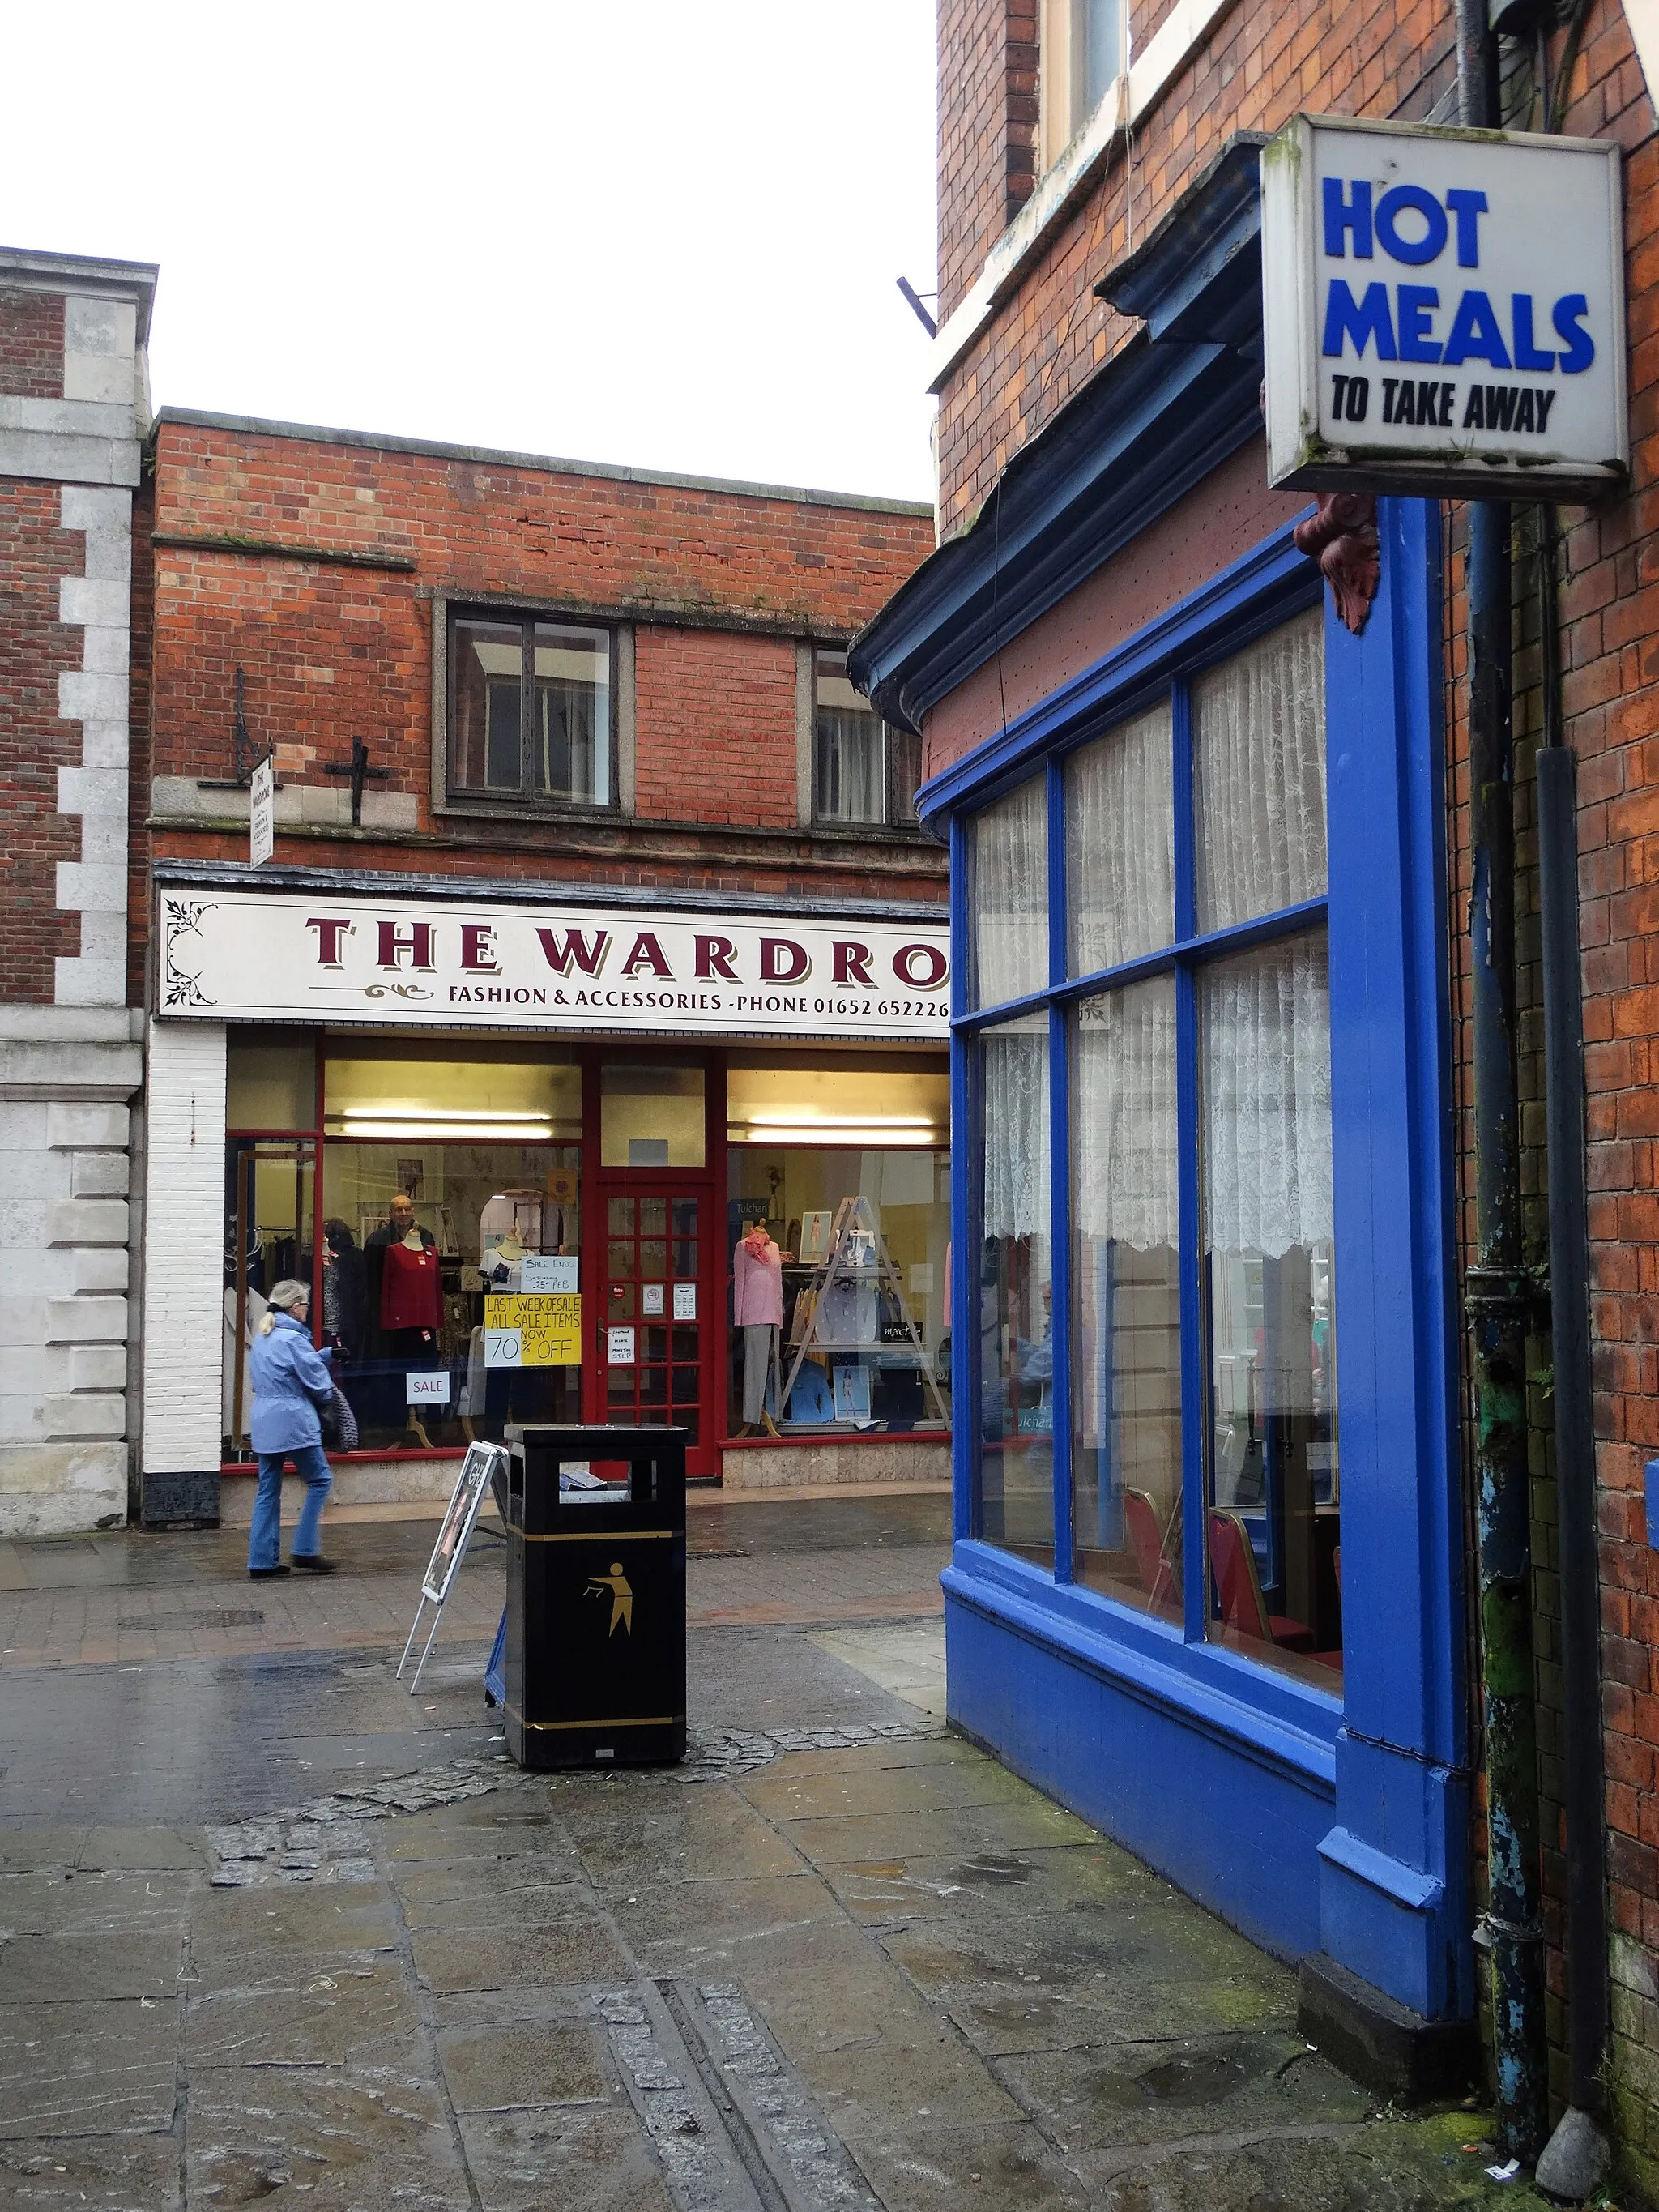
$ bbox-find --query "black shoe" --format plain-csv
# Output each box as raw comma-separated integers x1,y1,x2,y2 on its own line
291,1554,337,1574
249,1563,291,1579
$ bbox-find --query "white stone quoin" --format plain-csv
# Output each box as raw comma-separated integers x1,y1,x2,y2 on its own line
0,250,155,1535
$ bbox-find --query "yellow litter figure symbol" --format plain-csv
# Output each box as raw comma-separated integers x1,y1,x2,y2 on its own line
586,1561,633,1637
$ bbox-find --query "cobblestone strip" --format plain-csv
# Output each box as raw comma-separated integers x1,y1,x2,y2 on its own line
205,1757,518,1885
596,1983,769,2211
671,1977,880,2211
676,1718,938,1783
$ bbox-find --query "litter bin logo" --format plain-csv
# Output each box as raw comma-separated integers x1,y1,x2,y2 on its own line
585,1561,633,1637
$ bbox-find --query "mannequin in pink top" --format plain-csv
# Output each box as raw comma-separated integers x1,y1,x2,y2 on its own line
732,1223,786,1437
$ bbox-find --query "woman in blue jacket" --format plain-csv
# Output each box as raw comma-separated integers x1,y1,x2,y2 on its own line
247,1279,338,1578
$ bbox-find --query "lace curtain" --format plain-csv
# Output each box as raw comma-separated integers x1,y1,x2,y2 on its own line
973,775,1047,1007
1065,704,1175,976
982,1018,1049,1243
1193,606,1326,933
1071,977,1177,1250
816,707,884,824
1201,933,1333,1257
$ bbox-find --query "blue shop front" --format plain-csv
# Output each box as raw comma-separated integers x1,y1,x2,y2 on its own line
851,139,1473,2055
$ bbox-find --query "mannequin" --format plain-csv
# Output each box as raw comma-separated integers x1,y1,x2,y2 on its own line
732,1223,785,1437
480,1228,528,1293
366,1193,441,1441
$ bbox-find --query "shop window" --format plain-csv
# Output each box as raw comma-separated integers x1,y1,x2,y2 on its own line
813,649,922,829
727,1058,948,1148
224,1041,583,1460
226,1030,318,1132
599,1062,706,1168
1039,0,1125,173
323,1048,582,1141
449,609,613,810
962,602,1341,1685
727,1142,951,1438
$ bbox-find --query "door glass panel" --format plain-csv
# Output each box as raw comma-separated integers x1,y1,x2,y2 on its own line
601,1192,701,1433
608,1196,635,1234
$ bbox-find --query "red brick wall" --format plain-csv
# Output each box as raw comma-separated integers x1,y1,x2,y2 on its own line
633,627,799,829
934,0,1460,535
938,0,1040,320
0,479,81,1000
0,289,62,400
139,422,943,975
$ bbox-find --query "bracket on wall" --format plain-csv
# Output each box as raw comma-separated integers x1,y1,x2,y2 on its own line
323,737,390,826
197,666,282,792
1294,495,1380,636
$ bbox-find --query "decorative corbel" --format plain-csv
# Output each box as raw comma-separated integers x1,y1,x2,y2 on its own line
1293,493,1380,636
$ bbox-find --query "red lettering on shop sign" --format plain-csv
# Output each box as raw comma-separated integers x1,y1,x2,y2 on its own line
621,931,673,979
535,927,609,976
377,920,435,970
893,942,949,989
695,934,739,981
833,941,873,985
760,937,809,983
460,923,500,971
306,916,353,966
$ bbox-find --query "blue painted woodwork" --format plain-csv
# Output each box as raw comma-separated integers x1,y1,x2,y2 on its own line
848,138,1272,738
923,501,1466,2016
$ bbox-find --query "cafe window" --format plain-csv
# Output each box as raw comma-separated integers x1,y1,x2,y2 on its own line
449,608,614,809
814,649,922,829
963,604,1341,1687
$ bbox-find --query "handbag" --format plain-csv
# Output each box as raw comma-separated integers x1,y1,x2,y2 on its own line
318,1384,358,1452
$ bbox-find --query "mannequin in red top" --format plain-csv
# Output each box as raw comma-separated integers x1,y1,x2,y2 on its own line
365,1192,442,1440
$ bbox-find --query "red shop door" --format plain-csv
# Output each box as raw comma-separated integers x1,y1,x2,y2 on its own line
591,1189,716,1478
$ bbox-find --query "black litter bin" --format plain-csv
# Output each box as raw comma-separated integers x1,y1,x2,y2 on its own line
501,1423,687,1770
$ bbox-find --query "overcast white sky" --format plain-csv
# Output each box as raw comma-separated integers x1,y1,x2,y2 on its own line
3,2,939,502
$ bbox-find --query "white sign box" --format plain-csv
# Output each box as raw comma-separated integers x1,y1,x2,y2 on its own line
1262,114,1627,497
519,1254,578,1294
249,756,275,869
157,888,949,1040
406,1370,450,1405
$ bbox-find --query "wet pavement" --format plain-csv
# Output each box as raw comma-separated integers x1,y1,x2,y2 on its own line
0,1490,1553,2209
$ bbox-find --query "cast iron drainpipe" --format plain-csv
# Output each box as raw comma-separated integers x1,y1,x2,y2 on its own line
1535,512,1612,2189
1457,0,1549,2163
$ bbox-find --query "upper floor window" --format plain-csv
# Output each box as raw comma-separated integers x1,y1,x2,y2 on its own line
814,649,922,830
450,609,613,809
1039,0,1125,173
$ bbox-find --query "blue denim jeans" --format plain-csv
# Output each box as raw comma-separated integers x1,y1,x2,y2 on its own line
249,1445,332,1569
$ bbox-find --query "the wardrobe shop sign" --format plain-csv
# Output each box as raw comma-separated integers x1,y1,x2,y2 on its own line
1263,113,1627,497
157,889,951,1040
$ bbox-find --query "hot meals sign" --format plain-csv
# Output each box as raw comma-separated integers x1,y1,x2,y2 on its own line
158,889,950,1040
1262,113,1627,498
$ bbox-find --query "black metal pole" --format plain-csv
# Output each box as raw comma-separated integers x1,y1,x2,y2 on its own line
1457,0,1548,2163
1536,506,1610,2151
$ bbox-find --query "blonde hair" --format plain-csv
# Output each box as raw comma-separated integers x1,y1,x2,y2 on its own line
258,1279,311,1334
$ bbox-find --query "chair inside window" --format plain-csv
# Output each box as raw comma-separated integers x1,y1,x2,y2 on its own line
1123,1488,1179,1615
1207,1508,1316,1655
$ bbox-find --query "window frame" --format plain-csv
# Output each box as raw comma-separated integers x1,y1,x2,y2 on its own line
1038,0,1131,177
811,646,924,834
441,599,623,820
953,568,1333,1672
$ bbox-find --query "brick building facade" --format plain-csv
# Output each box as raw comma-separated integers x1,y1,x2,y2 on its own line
129,408,948,1529
854,0,1659,2188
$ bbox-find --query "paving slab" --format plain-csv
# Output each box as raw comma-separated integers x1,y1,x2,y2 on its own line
0,1868,195,1938
846,2116,1093,2210
184,1958,422,2067
0,1996,179,2137
0,1928,186,2005
0,2130,184,2210
409,1914,633,1996
436,2017,621,2112
184,2062,471,2210
456,2103,677,2212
